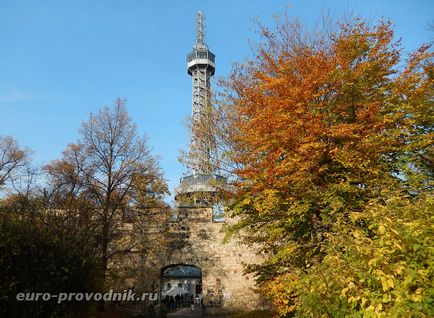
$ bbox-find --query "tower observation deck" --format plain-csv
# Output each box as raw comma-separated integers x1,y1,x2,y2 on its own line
176,11,226,203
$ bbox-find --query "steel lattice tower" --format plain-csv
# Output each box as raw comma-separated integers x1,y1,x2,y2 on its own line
187,11,216,175
176,11,226,204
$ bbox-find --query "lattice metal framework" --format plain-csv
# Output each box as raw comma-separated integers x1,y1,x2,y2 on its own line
186,11,216,175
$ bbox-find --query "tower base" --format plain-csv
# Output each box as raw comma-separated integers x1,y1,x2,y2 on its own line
175,174,227,207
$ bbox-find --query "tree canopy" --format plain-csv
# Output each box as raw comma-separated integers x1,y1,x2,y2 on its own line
44,98,168,278
0,99,169,316
216,17,434,317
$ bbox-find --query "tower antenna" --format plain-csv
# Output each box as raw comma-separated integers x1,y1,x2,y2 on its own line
195,10,206,49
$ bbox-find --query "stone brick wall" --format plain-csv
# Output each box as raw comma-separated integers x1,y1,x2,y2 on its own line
108,206,269,315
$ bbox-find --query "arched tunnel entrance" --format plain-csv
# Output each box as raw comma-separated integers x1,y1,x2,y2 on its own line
160,264,202,309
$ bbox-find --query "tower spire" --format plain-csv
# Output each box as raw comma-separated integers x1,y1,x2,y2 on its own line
195,10,206,49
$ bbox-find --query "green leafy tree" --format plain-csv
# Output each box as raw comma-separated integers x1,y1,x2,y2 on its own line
0,200,101,318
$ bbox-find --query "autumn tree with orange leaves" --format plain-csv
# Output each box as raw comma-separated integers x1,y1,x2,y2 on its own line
210,17,434,317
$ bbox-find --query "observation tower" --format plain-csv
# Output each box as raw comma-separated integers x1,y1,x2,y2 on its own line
176,11,226,206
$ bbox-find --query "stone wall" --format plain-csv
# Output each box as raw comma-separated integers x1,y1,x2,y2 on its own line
108,206,269,315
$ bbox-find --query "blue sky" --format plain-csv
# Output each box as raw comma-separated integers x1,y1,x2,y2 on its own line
0,0,433,200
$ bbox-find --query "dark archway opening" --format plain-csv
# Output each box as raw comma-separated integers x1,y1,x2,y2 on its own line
160,264,202,310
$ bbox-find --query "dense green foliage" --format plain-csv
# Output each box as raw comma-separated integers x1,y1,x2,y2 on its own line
0,199,101,317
